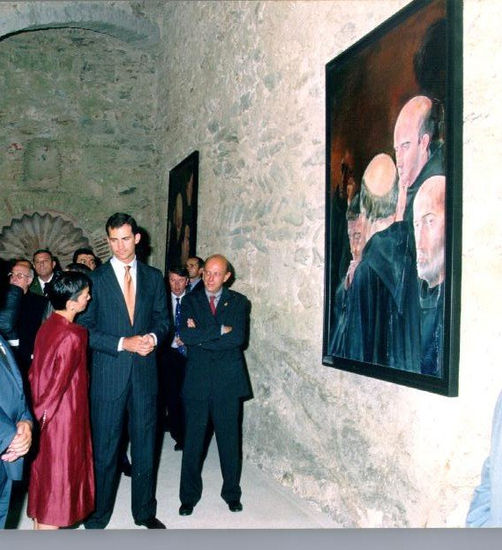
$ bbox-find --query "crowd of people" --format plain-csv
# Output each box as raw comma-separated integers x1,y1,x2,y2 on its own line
0,212,251,529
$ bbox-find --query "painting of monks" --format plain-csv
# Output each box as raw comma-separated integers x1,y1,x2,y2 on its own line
322,0,462,396
165,151,199,273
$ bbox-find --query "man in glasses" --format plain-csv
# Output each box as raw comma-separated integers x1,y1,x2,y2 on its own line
7,260,48,375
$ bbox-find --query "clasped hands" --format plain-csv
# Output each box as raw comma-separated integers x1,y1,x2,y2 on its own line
123,334,156,356
1,420,33,463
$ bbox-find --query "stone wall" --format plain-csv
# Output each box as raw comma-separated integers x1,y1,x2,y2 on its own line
154,0,502,526
0,18,162,261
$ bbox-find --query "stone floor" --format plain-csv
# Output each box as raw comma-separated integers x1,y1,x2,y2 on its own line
7,434,338,530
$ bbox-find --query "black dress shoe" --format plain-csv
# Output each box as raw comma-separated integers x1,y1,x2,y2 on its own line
228,500,243,512
179,504,193,516
134,517,166,529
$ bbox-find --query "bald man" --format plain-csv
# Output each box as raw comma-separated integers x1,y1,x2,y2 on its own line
413,176,445,376
6,260,48,378
342,154,421,371
393,95,444,224
178,254,251,516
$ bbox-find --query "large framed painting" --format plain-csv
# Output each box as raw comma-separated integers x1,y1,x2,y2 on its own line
322,0,462,396
165,151,199,273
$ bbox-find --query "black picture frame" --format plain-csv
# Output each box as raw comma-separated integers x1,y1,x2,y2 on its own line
164,151,199,274
322,0,462,396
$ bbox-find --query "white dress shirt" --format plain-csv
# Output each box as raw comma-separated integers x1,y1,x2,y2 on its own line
110,256,157,350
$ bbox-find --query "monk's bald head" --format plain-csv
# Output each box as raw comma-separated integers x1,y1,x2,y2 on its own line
360,153,398,221
394,95,433,187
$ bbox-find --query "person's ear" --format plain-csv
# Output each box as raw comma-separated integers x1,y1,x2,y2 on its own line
421,133,431,152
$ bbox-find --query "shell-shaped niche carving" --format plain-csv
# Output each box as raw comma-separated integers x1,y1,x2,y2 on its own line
0,212,90,268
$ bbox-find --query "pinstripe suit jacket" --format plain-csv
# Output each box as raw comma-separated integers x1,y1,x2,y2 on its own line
0,334,32,481
79,259,170,401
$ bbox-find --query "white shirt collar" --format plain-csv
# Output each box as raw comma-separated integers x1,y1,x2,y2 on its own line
110,255,137,270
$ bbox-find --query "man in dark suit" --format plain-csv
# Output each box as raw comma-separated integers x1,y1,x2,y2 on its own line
7,260,48,375
30,249,57,296
158,265,189,451
185,256,204,293
0,284,22,340
178,254,251,516
0,333,33,529
79,213,169,529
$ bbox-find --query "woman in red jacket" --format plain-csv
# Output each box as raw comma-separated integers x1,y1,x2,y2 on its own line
27,271,94,529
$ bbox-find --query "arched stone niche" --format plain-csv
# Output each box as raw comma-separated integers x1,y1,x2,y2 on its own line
0,2,159,46
0,211,108,267
0,1,159,267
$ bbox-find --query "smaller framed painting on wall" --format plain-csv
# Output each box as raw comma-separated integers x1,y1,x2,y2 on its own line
165,151,199,273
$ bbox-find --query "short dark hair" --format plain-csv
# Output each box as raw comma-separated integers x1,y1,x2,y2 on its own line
72,247,97,264
189,256,205,270
168,265,189,278
44,271,90,311
106,213,139,236
33,248,54,261
65,262,92,274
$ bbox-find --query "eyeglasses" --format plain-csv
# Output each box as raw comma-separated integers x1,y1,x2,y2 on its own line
8,272,31,280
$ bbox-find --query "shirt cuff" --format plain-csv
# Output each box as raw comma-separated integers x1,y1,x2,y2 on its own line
118,337,124,352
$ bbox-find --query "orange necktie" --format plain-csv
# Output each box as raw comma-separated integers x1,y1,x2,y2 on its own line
124,265,135,325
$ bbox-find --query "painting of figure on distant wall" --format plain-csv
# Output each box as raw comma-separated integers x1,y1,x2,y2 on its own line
165,151,199,272
323,0,461,393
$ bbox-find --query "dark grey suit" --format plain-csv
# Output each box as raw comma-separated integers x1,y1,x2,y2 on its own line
179,287,251,506
79,259,169,528
0,334,32,528
187,279,204,293
157,293,187,446
0,285,22,340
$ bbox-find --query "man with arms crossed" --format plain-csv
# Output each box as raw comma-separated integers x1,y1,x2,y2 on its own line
178,254,251,516
79,213,169,529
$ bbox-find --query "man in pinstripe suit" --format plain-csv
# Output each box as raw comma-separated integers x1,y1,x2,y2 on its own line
0,334,33,529
79,213,169,529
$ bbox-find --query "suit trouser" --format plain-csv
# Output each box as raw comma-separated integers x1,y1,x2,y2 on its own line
85,381,158,528
162,348,186,445
0,467,13,529
180,396,242,505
